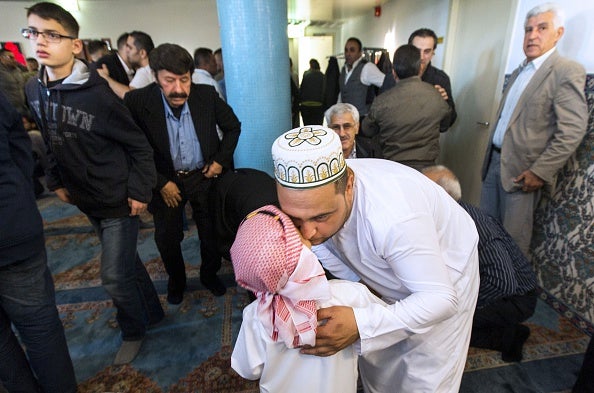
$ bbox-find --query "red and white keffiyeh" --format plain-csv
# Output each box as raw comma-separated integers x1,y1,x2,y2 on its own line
230,205,331,348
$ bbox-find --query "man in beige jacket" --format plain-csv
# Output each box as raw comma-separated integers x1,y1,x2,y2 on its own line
480,3,588,256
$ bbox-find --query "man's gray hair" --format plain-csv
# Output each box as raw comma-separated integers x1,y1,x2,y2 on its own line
525,2,564,29
422,165,462,201
324,103,360,125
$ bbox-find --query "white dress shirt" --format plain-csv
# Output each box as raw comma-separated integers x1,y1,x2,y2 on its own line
338,56,385,103
492,47,556,147
192,68,224,100
129,64,155,89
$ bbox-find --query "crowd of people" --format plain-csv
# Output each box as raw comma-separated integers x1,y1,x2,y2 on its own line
0,1,591,392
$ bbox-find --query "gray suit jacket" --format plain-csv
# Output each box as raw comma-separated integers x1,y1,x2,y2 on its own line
481,50,587,192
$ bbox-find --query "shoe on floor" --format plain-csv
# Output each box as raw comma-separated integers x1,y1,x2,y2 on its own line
167,291,184,305
502,324,530,362
114,339,143,365
200,275,226,297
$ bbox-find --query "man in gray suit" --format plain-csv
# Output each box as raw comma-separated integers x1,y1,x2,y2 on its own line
480,3,588,256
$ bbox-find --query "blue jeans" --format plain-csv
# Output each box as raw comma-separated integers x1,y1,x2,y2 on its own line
0,248,76,393
87,215,164,341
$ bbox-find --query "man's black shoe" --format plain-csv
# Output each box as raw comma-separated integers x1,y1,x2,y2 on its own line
167,291,183,305
200,276,226,297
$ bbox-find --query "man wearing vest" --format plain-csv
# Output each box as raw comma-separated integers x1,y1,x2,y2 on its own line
338,37,385,120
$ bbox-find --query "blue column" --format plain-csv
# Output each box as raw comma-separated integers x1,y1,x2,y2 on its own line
217,0,291,175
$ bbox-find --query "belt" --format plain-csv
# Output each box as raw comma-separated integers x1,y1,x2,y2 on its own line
175,168,201,178
492,145,501,153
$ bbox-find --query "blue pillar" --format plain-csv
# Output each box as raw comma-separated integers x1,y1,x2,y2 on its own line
217,0,291,175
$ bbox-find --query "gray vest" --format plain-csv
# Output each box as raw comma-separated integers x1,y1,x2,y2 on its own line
339,59,370,116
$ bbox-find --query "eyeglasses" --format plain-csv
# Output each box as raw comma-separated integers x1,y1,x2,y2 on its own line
21,28,76,43
329,123,355,132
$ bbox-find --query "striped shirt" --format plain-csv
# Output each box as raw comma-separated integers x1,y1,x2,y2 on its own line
460,201,537,308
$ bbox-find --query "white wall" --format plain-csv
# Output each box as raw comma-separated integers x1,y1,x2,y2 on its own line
506,0,594,72
339,0,451,69
0,0,222,58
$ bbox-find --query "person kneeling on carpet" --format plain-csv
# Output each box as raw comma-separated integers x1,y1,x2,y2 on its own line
230,205,387,393
423,165,538,362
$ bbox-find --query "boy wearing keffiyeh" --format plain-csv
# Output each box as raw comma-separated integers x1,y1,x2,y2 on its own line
230,205,386,393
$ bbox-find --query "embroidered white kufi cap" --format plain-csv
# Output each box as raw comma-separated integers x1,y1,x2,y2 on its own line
271,126,346,189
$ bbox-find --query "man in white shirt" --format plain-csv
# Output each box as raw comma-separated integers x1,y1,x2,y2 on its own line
480,3,587,256
272,126,480,392
192,47,224,100
338,37,385,119
96,32,134,86
97,30,155,99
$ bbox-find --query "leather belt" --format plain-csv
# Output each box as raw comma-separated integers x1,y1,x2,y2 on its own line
175,168,201,178
492,145,501,153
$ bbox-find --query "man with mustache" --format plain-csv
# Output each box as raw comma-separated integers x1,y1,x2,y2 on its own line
325,103,381,159
124,43,241,303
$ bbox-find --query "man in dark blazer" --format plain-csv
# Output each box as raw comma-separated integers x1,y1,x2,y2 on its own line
124,43,241,303
95,32,133,86
480,3,587,256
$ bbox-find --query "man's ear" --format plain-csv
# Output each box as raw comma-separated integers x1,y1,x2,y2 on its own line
140,49,148,59
555,26,565,43
72,39,83,56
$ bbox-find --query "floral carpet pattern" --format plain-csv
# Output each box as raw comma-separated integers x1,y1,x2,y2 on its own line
36,195,590,392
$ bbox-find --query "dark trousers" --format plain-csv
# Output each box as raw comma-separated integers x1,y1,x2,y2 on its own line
470,290,537,351
573,334,594,393
0,248,77,393
299,104,324,126
152,171,221,295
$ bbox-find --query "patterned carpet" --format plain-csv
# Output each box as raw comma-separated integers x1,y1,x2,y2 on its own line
35,194,590,392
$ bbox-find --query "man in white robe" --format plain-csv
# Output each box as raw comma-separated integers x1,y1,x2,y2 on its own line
271,126,480,392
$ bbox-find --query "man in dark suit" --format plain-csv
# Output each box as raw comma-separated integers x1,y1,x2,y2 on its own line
95,32,133,86
124,43,241,303
480,3,587,256
408,28,457,132
324,103,381,159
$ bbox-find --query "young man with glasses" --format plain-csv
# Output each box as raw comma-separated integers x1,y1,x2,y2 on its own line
23,2,164,365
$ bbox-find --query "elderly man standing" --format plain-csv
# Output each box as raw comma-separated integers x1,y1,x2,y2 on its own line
124,44,241,303
272,126,479,392
480,3,588,256
325,103,381,159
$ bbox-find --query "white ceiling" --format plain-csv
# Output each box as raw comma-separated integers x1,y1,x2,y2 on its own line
287,0,387,22
7,0,386,23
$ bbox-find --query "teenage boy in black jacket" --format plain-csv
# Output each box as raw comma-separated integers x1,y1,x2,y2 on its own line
0,91,77,393
24,2,163,365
